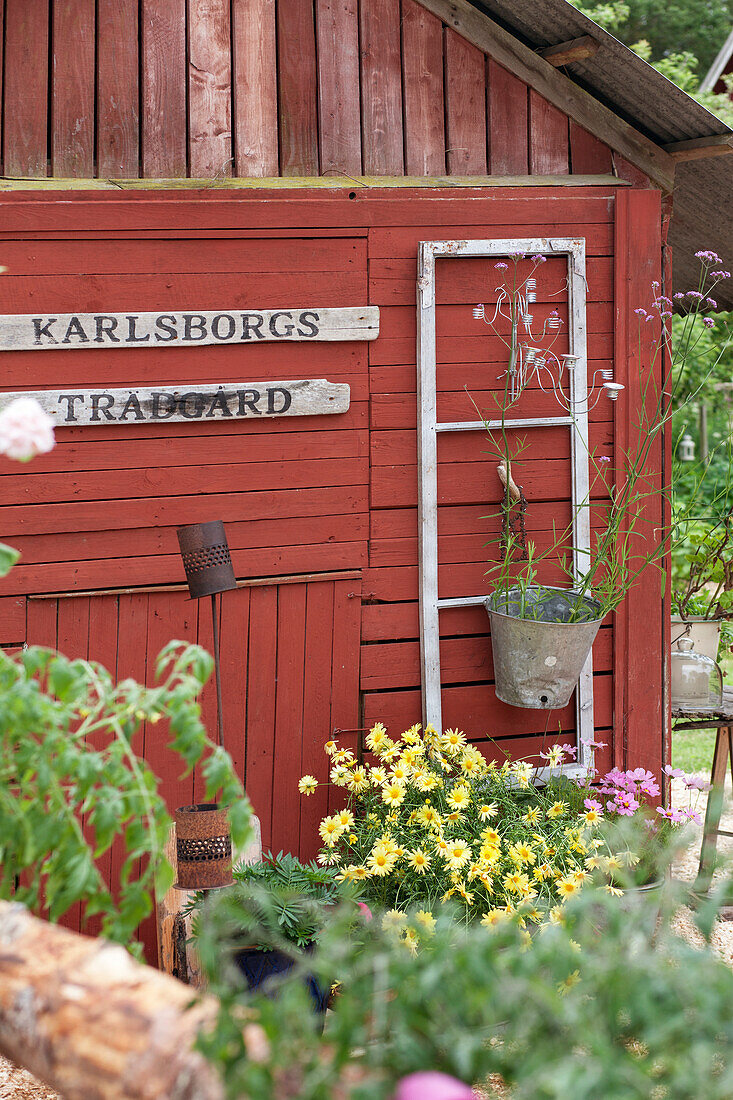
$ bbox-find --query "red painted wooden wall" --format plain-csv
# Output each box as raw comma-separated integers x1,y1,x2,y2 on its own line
0,0,619,182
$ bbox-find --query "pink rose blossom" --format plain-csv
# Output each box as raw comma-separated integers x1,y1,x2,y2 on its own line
0,397,55,462
393,1072,475,1100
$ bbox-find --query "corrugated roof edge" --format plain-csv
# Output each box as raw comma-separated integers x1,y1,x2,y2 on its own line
464,0,733,309
468,0,731,143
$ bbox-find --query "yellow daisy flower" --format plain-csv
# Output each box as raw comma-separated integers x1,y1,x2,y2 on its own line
336,809,354,830
441,728,466,756
324,740,338,755
481,909,509,928
415,909,436,933
318,815,344,846
547,801,567,819
347,767,370,793
298,774,318,795
445,839,471,870
556,876,582,900
370,766,388,786
382,781,406,807
416,804,442,829
447,785,471,811
478,803,498,821
509,843,536,866
367,847,397,876
503,870,530,895
382,909,408,930
522,807,541,825
408,848,431,873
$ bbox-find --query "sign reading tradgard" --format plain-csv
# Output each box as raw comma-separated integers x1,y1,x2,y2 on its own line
0,380,350,426
0,307,379,350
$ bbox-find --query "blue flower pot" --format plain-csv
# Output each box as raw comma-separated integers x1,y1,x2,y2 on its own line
233,946,331,1013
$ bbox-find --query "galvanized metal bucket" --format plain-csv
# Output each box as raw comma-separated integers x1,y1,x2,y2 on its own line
485,586,603,710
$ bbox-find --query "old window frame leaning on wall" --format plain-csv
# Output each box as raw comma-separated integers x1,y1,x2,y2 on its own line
416,238,593,777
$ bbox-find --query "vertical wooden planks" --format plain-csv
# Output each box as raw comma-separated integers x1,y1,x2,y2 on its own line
141,0,187,177
232,0,278,176
316,0,362,176
402,0,445,176
487,59,527,175
444,28,487,176
26,599,58,649
529,89,569,175
278,0,319,175
569,121,613,175
3,0,50,177
187,0,232,178
299,581,335,859
359,0,404,176
246,585,278,850
97,0,140,177
52,0,96,177
271,584,307,857
218,587,250,788
613,188,664,780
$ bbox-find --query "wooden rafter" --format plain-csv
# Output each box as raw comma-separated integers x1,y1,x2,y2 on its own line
664,134,733,161
540,35,600,67
413,0,675,192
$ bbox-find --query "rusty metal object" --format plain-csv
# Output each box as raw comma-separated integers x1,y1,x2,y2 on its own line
485,586,603,709
176,520,236,599
174,804,233,890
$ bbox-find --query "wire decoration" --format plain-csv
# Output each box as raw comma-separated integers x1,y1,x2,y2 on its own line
472,257,624,410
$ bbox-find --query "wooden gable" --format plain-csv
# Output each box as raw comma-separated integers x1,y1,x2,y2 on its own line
0,0,668,187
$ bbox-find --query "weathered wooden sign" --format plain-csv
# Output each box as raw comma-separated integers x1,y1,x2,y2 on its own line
0,307,379,350
0,380,350,426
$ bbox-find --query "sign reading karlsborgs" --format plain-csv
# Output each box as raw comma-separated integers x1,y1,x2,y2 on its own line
0,380,350,426
0,306,379,350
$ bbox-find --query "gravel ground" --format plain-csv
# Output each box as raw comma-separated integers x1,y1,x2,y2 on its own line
4,776,731,1100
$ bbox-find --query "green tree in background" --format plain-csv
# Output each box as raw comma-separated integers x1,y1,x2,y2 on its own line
572,0,733,123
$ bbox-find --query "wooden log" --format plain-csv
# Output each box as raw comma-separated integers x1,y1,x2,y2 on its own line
0,901,224,1100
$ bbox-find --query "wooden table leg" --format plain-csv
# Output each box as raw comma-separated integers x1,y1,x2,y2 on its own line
693,726,732,897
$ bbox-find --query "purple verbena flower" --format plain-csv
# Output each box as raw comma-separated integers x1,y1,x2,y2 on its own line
633,308,648,317
494,262,509,271
530,254,547,263
686,291,704,300
703,317,715,328
706,298,717,308
711,270,731,279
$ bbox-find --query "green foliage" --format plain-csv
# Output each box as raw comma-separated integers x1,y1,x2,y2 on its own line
191,851,358,950
572,0,733,85
194,850,733,1099
0,541,19,578
0,639,251,953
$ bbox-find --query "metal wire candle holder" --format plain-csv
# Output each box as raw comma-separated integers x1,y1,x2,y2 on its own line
473,266,625,410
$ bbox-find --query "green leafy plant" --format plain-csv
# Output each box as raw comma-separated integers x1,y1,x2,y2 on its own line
0,634,251,953
194,832,733,1100
191,851,359,951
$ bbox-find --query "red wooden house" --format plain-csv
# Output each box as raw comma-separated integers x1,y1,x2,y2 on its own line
0,0,731,953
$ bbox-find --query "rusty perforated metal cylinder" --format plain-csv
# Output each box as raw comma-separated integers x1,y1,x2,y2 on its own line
174,803,233,890
176,521,236,599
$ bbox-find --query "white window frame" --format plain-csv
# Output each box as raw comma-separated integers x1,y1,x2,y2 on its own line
416,238,594,779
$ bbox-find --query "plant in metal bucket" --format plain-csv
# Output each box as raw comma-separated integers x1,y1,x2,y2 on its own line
471,251,732,707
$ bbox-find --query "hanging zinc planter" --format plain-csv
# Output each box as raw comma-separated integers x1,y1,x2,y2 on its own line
485,586,603,709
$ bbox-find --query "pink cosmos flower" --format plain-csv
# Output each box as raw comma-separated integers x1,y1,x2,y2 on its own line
357,901,373,921
0,397,55,462
393,1072,475,1100
584,798,603,812
558,743,577,760
664,765,684,778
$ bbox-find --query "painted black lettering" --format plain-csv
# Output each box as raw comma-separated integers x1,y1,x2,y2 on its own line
296,311,319,338
266,387,292,414
236,389,262,415
90,393,117,421
57,395,85,422
240,313,265,340
155,315,178,342
183,314,207,341
151,392,177,419
61,317,90,344
211,314,236,341
119,393,145,420
178,392,206,419
94,316,120,343
32,318,58,345
269,311,295,338
206,388,233,418
126,316,151,343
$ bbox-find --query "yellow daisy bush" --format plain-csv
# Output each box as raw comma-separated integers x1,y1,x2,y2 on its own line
299,723,621,930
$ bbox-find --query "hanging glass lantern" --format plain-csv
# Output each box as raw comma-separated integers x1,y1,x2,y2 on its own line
679,433,696,462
